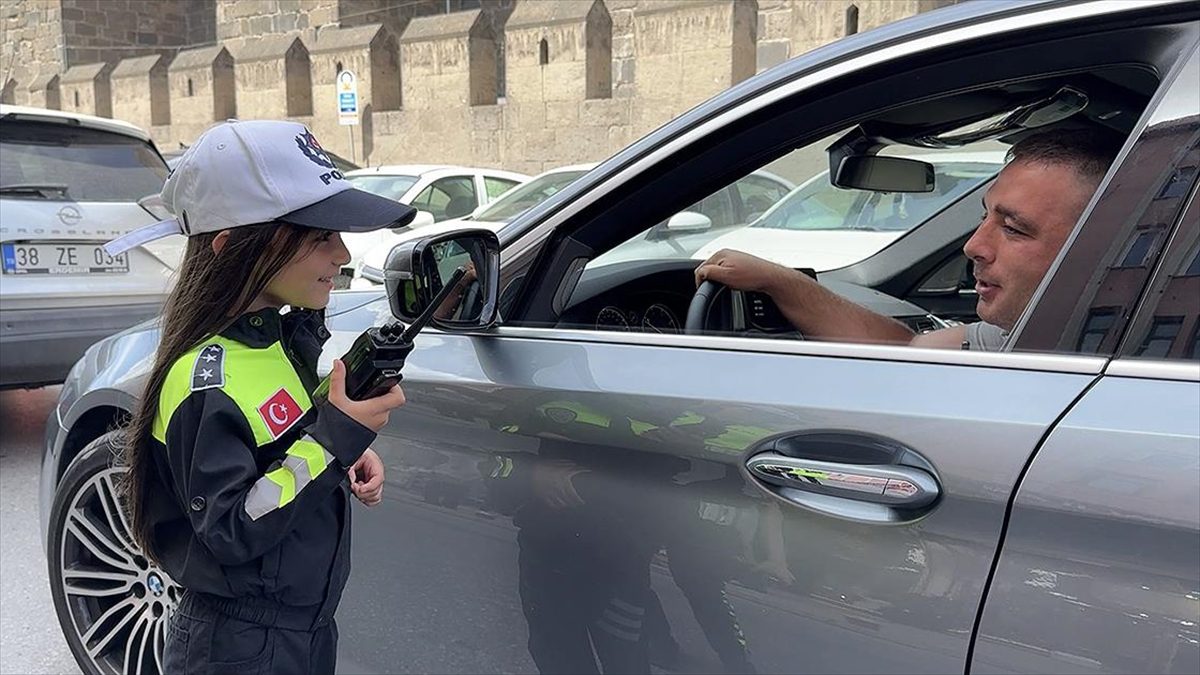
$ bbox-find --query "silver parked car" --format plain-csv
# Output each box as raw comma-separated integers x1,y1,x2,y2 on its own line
0,105,178,388
40,1,1199,674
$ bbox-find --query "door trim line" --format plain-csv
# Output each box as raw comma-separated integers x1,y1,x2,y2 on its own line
481,326,1107,374
1105,359,1200,381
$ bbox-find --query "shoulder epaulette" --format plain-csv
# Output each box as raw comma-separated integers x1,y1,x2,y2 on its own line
191,343,226,391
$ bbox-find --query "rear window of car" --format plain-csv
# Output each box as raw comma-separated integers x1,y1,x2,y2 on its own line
346,174,419,201
0,120,168,202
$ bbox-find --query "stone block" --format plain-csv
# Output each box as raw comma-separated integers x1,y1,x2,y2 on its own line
613,34,633,59
249,15,272,35
542,62,586,101
762,7,791,40
756,39,788,72
580,97,630,128
545,100,579,126
617,58,635,85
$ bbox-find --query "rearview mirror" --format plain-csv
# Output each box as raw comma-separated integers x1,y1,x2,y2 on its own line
833,155,935,193
382,228,501,330
395,210,435,232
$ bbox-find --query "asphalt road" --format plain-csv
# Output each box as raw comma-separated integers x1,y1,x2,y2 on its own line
0,386,81,675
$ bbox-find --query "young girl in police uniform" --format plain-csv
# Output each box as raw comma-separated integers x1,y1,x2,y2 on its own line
108,120,411,674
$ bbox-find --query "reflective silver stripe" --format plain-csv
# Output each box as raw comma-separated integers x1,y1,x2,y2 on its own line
242,435,334,521
594,617,640,642
602,608,642,629
611,597,644,616
244,471,286,521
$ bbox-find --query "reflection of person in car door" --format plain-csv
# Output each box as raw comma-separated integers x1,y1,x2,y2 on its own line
695,130,1121,350
481,398,677,675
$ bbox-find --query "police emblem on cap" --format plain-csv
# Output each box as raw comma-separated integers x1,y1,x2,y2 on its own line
191,344,226,391
295,130,335,170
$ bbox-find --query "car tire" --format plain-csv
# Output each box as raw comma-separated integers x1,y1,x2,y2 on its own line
46,431,181,675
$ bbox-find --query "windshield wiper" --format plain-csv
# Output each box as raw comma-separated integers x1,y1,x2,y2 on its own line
0,183,70,199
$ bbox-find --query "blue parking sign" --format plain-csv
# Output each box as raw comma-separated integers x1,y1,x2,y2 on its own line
337,70,359,125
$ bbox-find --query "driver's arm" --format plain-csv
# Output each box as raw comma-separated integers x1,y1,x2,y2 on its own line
909,324,967,349
696,249,914,345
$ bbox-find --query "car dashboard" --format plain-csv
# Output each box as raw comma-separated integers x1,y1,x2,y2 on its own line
558,259,957,336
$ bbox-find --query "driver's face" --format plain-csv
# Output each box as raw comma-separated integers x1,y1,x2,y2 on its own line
963,160,1095,331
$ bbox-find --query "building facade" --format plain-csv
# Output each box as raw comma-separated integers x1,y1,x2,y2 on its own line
1,0,957,171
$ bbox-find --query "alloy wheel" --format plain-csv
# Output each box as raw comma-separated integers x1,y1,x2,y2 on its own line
57,467,180,675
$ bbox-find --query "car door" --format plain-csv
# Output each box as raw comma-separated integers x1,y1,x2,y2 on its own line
972,48,1200,674
329,5,1198,675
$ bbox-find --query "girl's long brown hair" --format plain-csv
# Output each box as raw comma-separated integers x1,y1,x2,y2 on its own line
121,222,318,561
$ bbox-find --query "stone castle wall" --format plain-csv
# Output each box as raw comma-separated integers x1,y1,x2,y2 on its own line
2,0,956,170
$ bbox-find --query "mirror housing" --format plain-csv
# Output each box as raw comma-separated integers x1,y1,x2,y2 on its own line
666,211,712,232
646,211,713,241
382,228,501,330
832,155,935,193
395,210,435,232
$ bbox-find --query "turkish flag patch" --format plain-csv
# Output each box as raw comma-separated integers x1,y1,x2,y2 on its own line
258,388,302,439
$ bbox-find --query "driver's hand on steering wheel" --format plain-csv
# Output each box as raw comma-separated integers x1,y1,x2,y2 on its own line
695,249,796,295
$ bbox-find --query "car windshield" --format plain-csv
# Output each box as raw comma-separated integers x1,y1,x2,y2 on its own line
474,170,588,222
588,138,1006,271
0,120,167,202
753,161,1000,232
347,174,419,201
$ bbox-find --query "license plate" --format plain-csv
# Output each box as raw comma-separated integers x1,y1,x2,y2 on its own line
2,242,129,275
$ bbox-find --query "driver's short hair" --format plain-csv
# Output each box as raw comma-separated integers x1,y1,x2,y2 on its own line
1007,129,1122,187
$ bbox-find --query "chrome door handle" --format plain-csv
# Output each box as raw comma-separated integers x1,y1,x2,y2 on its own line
747,453,939,508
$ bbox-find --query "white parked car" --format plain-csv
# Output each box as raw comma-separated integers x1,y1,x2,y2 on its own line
356,164,595,285
355,165,796,285
0,104,179,388
691,152,1006,270
340,164,530,274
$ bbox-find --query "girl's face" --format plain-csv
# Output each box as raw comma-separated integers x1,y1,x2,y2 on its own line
257,230,351,310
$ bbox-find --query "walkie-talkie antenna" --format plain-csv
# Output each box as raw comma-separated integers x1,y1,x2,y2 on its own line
399,266,467,343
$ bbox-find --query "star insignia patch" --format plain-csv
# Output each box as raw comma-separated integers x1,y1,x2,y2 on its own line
191,344,226,391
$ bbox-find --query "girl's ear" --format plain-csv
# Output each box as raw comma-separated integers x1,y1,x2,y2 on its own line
211,230,232,255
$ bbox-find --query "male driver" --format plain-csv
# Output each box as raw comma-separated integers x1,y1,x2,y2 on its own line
694,130,1120,350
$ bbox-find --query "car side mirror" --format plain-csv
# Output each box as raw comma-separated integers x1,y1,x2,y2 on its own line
832,155,935,193
382,228,501,330
395,210,435,232
646,211,713,240
666,211,712,232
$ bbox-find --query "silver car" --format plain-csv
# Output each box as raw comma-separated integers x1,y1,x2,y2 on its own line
39,1,1200,674
0,105,177,389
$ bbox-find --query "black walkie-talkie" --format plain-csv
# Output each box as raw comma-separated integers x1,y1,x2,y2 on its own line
314,267,467,401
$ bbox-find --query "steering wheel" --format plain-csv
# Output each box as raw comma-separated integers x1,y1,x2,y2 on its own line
685,280,727,335
685,280,805,339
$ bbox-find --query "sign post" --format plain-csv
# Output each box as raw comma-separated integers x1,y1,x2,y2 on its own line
337,69,359,163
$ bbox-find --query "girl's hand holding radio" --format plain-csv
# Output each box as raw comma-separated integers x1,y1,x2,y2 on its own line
327,358,406,431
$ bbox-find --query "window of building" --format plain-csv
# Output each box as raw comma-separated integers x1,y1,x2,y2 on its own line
539,39,549,66
187,78,194,97
1077,308,1120,354
845,5,860,36
74,91,79,107
1135,316,1184,359
1158,165,1197,200
1116,226,1165,268
1182,249,1200,277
